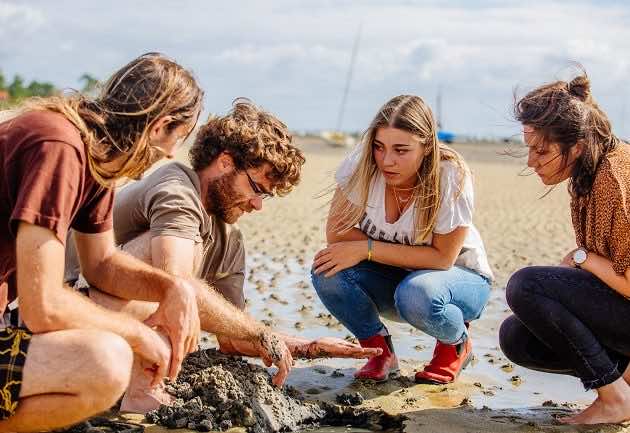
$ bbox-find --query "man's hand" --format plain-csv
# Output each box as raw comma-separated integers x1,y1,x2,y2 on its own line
252,331,294,387
313,241,367,277
145,279,200,379
294,337,382,359
218,334,382,360
128,324,172,387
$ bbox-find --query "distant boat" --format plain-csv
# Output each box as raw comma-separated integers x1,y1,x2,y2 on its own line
437,130,456,143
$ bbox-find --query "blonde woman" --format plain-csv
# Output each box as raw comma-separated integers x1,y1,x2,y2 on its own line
312,95,493,383
0,53,293,431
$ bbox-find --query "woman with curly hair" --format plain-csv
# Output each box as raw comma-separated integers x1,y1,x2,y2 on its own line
311,95,493,384
499,72,630,425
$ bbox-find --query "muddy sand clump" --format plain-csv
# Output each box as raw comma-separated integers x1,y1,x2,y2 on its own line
146,349,404,432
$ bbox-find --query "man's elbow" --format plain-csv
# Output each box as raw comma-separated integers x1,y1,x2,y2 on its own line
81,253,115,287
20,302,63,333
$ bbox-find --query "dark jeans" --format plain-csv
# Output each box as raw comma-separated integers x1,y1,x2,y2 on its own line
499,266,630,390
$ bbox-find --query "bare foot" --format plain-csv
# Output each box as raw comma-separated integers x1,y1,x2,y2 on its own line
120,382,174,413
559,378,630,425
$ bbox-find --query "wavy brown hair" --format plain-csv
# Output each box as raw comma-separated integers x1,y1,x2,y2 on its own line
14,52,203,186
331,95,468,243
515,70,619,197
190,98,305,196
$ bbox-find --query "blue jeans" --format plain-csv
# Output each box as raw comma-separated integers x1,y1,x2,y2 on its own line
311,261,491,344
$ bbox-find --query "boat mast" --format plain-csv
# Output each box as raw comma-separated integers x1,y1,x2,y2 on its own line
336,23,362,132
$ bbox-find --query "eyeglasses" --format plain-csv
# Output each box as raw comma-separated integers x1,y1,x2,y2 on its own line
244,170,274,200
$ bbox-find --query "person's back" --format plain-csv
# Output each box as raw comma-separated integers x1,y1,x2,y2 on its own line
0,110,113,316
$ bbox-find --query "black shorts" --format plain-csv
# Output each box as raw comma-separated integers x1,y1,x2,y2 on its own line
0,327,31,420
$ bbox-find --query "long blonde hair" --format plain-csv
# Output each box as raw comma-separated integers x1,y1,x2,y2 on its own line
10,52,203,186
331,94,468,243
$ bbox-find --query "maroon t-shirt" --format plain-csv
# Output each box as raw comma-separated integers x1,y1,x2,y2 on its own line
0,110,114,312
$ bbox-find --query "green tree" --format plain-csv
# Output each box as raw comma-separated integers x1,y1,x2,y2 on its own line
0,70,5,91
79,73,99,93
27,81,55,97
8,75,27,99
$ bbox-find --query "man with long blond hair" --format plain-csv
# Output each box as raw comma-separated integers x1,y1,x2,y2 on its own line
65,98,381,412
0,55,294,432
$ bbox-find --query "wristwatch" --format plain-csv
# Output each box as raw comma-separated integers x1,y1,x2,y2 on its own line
572,247,588,268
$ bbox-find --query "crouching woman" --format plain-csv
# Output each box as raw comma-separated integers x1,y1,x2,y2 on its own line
499,73,630,425
312,95,493,384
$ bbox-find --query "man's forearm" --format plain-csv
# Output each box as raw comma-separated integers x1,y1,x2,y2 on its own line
27,284,144,345
218,333,309,357
85,250,173,302
194,279,266,341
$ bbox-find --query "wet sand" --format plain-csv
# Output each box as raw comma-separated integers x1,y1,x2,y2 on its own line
124,138,625,432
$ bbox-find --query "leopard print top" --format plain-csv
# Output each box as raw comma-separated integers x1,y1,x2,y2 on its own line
571,144,630,275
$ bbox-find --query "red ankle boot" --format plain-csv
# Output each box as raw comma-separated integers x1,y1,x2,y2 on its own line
355,334,399,382
415,336,472,384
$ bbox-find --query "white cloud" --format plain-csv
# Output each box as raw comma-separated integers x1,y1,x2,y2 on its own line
0,2,45,57
2,0,630,136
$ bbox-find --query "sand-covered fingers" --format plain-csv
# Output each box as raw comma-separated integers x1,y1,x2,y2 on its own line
303,337,382,359
255,331,294,387
145,279,200,379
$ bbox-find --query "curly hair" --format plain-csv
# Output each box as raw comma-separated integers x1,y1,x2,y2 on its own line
190,98,304,196
515,69,619,197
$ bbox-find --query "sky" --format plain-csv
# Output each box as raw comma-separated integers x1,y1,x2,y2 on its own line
2,0,630,138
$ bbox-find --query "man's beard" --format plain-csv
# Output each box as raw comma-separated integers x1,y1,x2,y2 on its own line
204,170,249,223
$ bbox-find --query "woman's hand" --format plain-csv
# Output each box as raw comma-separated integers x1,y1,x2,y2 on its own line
313,241,367,277
560,249,576,268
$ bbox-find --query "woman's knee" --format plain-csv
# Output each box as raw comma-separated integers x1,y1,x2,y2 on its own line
311,268,354,303
393,277,436,326
505,267,540,310
499,315,528,364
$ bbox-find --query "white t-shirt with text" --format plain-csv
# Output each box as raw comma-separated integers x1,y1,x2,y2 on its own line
335,147,494,280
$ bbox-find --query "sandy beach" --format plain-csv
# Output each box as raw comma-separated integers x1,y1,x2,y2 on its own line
120,138,626,433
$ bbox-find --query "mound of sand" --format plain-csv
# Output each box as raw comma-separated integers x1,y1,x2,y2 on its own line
146,349,404,432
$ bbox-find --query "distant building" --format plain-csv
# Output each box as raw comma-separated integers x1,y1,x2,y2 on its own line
0,90,8,102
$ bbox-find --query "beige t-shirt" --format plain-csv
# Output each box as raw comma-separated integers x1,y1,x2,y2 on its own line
65,162,246,308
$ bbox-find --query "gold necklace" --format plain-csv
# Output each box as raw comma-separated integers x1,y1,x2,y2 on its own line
391,186,414,215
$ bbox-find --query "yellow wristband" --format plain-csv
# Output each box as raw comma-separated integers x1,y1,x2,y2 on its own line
367,238,373,261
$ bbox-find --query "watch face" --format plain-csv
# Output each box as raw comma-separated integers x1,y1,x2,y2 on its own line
574,249,587,264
